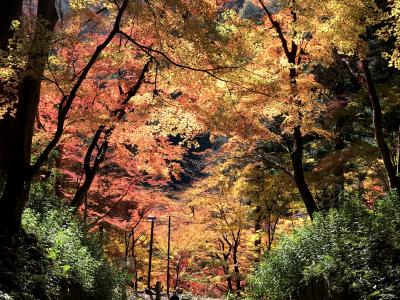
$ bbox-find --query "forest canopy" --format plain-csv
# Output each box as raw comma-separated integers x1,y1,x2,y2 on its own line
0,0,400,299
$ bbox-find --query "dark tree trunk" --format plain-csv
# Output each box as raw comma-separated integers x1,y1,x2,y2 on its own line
226,275,233,292
218,238,233,293
290,127,319,218
289,59,318,219
0,0,23,170
70,60,151,210
397,126,400,176
70,126,108,209
258,1,319,218
0,0,23,50
0,0,134,232
222,258,233,292
362,60,399,192
0,0,58,232
254,205,262,257
232,241,241,295
0,0,23,166
267,211,272,250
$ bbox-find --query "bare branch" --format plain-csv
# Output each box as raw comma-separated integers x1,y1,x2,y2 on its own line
88,183,133,227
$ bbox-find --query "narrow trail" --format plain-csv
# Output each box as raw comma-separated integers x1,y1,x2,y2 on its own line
130,292,222,300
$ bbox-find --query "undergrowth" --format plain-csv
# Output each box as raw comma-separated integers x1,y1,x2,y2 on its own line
0,179,128,299
248,193,400,300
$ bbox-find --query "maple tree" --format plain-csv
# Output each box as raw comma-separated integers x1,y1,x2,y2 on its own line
167,0,380,219
0,0,220,232
1,0,400,299
182,153,268,294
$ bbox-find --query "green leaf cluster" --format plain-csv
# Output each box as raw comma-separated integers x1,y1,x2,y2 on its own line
20,180,128,299
247,193,400,300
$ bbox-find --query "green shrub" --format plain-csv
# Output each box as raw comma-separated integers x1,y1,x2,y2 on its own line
248,193,400,300
20,180,128,299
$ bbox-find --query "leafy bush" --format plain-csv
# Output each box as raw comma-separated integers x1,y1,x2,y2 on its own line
20,179,128,299
248,193,400,300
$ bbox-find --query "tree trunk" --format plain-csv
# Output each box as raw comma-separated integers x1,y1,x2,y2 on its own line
232,242,241,295
362,60,399,192
397,126,400,176
290,127,319,218
0,0,23,164
0,0,58,232
70,60,150,210
55,144,64,197
289,57,319,218
70,126,107,209
257,0,319,218
254,206,262,257
226,274,233,292
222,258,233,293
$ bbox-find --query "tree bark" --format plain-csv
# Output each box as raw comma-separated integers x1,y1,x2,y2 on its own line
232,238,241,295
226,275,233,293
259,0,319,218
0,0,58,232
254,206,262,258
290,126,319,218
70,126,108,209
70,60,151,210
362,60,399,191
0,0,132,232
397,126,400,176
217,238,233,292
0,0,23,161
331,116,346,207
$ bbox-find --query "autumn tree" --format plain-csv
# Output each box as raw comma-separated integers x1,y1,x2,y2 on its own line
361,59,400,192
359,0,400,192
0,0,59,232
0,0,225,232
234,162,292,252
185,156,256,296
172,0,379,218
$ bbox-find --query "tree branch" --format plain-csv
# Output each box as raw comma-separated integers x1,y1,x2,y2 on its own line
88,183,133,227
258,0,291,58
31,0,130,175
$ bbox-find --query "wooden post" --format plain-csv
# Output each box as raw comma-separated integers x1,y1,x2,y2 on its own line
147,218,155,289
167,215,171,299
132,228,138,292
155,281,161,300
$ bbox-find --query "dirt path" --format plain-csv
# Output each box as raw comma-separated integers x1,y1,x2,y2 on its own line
129,292,222,300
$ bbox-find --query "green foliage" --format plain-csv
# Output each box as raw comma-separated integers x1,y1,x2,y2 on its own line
248,194,400,300
0,292,13,300
20,180,128,299
381,0,400,69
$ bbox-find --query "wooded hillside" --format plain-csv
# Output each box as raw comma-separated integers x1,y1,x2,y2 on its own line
1,0,400,299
